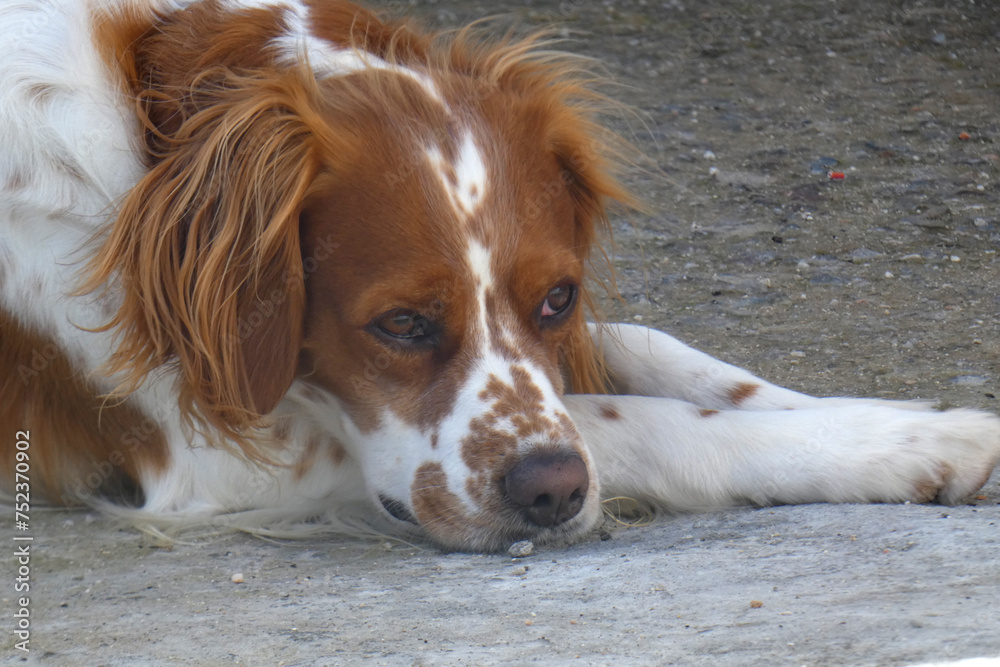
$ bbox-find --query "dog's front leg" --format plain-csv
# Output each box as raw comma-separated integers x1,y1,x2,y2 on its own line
564,394,1000,510
590,322,823,409
590,323,930,412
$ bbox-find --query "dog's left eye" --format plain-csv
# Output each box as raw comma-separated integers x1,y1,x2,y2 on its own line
539,283,577,325
372,309,436,344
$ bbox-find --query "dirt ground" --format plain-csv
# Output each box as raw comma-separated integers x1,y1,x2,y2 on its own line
4,0,1000,665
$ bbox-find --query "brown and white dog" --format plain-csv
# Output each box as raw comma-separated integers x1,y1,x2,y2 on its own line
1,0,998,551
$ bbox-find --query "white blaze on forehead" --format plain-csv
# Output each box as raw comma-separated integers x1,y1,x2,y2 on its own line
266,0,445,105
466,239,493,290
426,131,488,222
251,0,488,220
453,133,489,216
466,239,494,347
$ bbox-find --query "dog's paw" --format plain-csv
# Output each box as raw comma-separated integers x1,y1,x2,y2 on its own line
882,409,1000,505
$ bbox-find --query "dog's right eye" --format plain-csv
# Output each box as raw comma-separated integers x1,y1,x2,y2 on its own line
538,283,577,328
371,309,437,344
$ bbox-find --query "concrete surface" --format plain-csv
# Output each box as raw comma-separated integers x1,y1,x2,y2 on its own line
4,479,1000,665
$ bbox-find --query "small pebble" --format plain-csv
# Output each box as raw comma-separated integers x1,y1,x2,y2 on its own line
508,540,535,558
231,573,244,584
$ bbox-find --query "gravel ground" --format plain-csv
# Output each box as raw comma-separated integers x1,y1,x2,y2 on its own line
4,0,999,665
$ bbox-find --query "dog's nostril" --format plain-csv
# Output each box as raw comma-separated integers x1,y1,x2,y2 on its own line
379,494,418,525
504,453,589,528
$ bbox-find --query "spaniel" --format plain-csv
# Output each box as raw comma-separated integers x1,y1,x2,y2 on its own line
2,0,998,551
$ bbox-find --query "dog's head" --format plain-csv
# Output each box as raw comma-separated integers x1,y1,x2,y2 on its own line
89,2,634,550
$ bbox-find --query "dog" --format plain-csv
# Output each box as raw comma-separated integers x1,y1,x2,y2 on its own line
2,0,998,552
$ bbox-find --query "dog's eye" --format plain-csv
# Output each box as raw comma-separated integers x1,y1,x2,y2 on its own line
372,309,436,343
539,284,577,325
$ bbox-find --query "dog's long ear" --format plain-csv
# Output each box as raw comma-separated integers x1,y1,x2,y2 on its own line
84,73,325,455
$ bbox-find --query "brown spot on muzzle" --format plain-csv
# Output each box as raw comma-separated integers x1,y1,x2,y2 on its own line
479,367,547,434
447,364,590,537
461,366,563,477
412,463,463,526
411,462,495,548
460,365,586,502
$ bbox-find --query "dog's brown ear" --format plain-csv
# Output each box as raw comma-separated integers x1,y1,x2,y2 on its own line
83,73,323,456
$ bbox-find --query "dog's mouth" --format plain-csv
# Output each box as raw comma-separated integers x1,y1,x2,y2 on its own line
451,509,600,553
375,453,601,552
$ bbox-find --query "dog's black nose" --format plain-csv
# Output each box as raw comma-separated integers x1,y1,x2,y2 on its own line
504,453,589,527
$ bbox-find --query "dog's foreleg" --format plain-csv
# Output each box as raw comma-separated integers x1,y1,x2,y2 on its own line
566,394,1000,509
591,323,929,412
